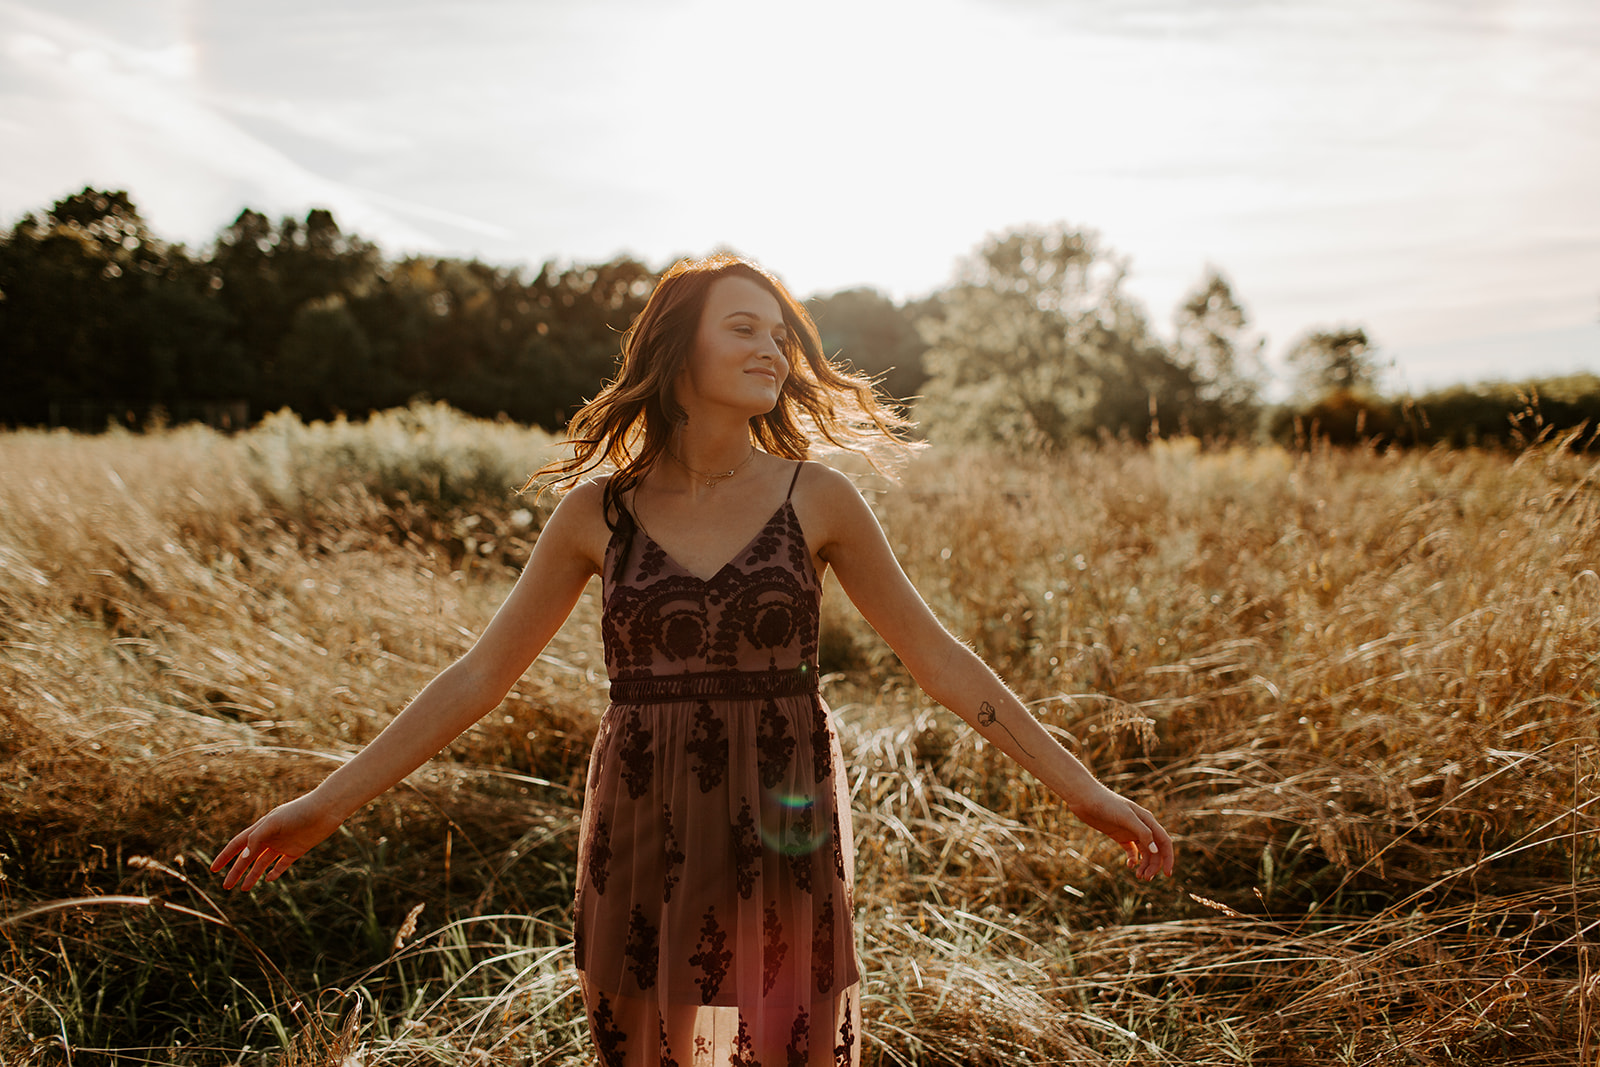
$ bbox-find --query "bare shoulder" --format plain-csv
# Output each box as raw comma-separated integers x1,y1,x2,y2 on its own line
790,460,882,561
537,477,612,576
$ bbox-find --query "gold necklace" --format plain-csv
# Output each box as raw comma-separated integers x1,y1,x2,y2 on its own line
669,446,755,487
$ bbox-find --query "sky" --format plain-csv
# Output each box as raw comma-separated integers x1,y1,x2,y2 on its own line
3,0,1598,392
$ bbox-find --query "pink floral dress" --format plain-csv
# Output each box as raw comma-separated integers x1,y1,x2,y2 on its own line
574,462,861,1066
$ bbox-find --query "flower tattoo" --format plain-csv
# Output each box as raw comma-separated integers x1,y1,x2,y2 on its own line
978,701,1033,757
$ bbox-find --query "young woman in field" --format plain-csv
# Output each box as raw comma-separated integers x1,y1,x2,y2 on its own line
212,254,1175,1066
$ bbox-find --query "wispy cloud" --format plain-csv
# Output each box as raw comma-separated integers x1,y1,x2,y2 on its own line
2,0,1596,384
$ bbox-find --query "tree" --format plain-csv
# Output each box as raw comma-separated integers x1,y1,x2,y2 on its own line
915,225,1201,447
276,296,376,418
805,287,927,405
1172,268,1264,437
512,257,656,427
0,188,228,426
1285,327,1385,398
212,207,384,413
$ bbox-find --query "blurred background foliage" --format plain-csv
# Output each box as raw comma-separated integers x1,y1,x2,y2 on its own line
2,187,1597,450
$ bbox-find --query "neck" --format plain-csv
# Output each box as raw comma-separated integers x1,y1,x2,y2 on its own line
668,412,755,476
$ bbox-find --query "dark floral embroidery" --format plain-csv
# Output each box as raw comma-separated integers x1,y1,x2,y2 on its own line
835,994,855,1067
784,508,812,575
708,569,814,667
730,1015,757,1067
763,901,788,996
603,577,709,673
744,525,783,565
662,803,685,903
618,707,653,799
733,798,761,900
787,1007,810,1067
686,703,728,793
758,699,796,789
811,700,832,785
636,539,667,581
658,1014,680,1067
624,905,658,990
813,893,836,994
586,816,612,895
689,906,732,1004
590,991,627,1067
788,803,815,893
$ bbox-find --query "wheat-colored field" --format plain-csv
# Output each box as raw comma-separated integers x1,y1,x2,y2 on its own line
1,405,1596,1066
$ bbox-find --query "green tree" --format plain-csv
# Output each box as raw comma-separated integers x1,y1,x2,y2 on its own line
1172,267,1264,437
916,225,1201,447
512,257,657,427
212,207,383,414
1285,327,1385,398
276,296,376,418
805,287,927,404
0,188,232,427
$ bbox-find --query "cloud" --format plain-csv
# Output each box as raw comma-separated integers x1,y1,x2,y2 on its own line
0,1,506,250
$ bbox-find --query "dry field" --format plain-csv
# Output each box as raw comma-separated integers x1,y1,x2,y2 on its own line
1,404,1596,1066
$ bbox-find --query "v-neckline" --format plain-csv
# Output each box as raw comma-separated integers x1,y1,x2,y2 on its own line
632,500,792,584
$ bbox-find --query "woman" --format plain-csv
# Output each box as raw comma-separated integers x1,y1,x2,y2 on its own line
212,254,1175,1066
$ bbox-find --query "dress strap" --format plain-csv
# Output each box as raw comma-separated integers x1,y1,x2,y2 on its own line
785,460,804,501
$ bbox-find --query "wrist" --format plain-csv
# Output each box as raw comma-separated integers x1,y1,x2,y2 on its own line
305,776,365,826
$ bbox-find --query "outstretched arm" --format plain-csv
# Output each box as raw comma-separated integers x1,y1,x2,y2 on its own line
211,483,606,890
809,467,1174,880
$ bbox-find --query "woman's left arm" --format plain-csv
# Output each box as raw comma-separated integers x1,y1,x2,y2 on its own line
809,466,1174,880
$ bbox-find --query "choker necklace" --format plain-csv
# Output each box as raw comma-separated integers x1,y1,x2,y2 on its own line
669,446,756,487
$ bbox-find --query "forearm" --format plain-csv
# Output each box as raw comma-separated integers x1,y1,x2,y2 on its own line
308,657,503,821
917,643,1107,805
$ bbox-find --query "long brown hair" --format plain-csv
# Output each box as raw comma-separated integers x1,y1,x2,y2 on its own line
533,254,913,529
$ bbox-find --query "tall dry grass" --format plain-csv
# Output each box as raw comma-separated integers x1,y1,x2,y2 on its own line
1,410,1596,1065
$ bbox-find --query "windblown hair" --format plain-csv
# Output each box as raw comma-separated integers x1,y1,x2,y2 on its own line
533,253,914,528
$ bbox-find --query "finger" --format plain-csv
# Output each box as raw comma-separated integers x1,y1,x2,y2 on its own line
242,846,277,891
226,848,265,891
1138,812,1175,879
1141,810,1174,878
1153,824,1175,878
211,828,253,874
1134,837,1158,881
265,852,296,882
220,846,252,890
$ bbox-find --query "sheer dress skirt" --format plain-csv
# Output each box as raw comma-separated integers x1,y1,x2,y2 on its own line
574,683,861,1067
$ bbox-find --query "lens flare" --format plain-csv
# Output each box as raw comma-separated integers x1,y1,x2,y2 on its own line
759,789,828,856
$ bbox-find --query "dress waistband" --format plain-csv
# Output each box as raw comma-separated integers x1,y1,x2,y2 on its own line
607,665,819,705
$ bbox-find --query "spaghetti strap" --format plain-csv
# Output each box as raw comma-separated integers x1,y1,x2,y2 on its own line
785,460,804,501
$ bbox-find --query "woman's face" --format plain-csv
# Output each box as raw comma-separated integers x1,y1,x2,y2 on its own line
675,275,790,419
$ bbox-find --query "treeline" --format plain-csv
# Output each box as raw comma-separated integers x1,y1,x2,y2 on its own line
0,189,654,430
3,188,1595,449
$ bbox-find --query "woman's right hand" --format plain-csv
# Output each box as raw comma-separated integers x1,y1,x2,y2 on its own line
210,793,344,891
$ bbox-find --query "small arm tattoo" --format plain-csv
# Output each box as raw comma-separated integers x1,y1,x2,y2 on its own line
977,700,1034,757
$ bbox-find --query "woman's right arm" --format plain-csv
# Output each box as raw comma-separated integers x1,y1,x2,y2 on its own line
211,481,607,890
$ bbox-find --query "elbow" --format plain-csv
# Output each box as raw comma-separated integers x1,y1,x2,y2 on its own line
443,654,512,719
